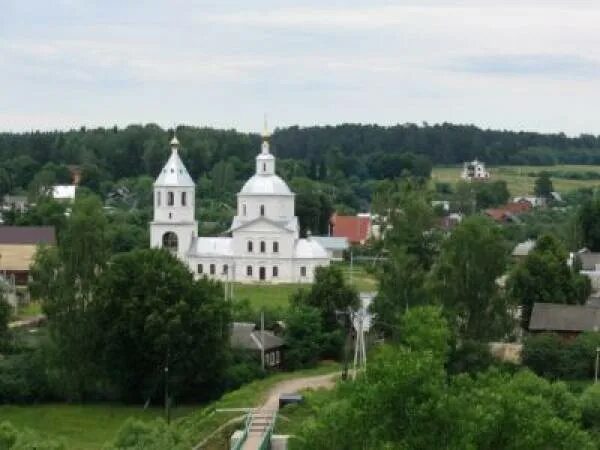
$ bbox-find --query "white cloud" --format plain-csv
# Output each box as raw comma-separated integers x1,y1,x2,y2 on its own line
2,1,600,134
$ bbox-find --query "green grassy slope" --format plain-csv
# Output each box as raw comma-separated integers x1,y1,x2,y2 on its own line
432,165,600,196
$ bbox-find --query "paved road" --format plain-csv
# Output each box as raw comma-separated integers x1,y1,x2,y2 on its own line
240,372,340,450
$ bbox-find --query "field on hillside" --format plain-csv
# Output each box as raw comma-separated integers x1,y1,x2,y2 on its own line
432,165,600,195
0,404,193,450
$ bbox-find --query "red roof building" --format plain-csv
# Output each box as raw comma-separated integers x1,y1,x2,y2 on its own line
330,214,372,245
485,200,532,223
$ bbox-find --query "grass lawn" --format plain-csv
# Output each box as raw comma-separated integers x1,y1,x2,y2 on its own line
12,301,42,320
432,164,600,196
232,283,304,310
0,403,194,450
230,264,378,311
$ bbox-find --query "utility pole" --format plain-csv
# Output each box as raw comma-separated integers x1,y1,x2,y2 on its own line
341,308,352,381
261,311,265,371
349,249,354,286
595,347,599,384
164,351,170,425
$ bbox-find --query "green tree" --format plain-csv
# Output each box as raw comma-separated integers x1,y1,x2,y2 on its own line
291,265,358,332
400,306,450,360
91,249,230,402
294,346,596,450
507,234,590,328
534,171,554,198
429,216,510,340
474,180,510,209
580,384,600,431
578,197,600,251
371,191,438,335
28,195,109,399
284,305,325,369
0,296,10,349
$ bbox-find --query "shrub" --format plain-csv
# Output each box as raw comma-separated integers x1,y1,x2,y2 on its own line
581,384,600,430
522,333,565,379
522,332,600,380
447,339,494,375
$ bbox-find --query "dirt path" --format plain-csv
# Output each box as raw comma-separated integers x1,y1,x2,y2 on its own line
261,372,340,410
239,372,340,450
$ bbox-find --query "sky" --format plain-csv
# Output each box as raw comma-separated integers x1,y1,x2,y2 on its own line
2,0,600,135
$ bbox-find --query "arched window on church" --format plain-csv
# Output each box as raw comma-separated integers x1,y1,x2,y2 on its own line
273,241,279,253
260,241,266,253
247,241,253,253
167,191,174,206
242,203,247,216
260,204,265,216
263,163,266,172
156,191,161,206
181,191,187,206
162,232,178,253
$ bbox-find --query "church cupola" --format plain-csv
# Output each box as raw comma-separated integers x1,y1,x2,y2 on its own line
256,120,275,176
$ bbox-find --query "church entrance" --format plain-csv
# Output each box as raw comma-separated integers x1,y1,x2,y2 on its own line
259,267,266,281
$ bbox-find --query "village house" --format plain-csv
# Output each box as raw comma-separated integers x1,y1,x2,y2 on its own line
2,195,28,213
0,226,56,305
330,213,376,245
512,239,536,261
529,302,600,339
231,322,284,368
484,199,533,223
461,159,490,181
569,249,600,291
512,196,544,208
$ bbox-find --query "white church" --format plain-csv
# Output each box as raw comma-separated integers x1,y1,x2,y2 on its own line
150,129,330,284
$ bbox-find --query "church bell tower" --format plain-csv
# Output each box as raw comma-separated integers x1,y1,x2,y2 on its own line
149,135,197,260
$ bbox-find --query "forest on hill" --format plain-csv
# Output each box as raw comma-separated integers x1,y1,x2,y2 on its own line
2,122,600,238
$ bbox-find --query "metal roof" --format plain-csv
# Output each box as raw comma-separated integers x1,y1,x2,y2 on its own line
52,185,76,200
293,238,329,259
529,302,600,332
310,236,349,251
239,173,293,196
154,146,195,187
512,240,535,257
0,226,56,245
231,322,284,351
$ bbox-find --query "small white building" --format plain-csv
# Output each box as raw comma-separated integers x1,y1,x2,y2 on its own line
512,196,544,208
150,129,330,284
512,239,536,260
52,185,76,202
461,159,490,181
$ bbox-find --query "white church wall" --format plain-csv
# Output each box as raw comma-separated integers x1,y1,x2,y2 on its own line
154,187,195,223
237,195,294,222
150,222,196,260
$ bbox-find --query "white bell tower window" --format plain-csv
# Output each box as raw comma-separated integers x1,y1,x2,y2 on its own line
260,204,265,216
181,191,187,206
156,191,161,206
242,203,247,216
167,191,174,206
